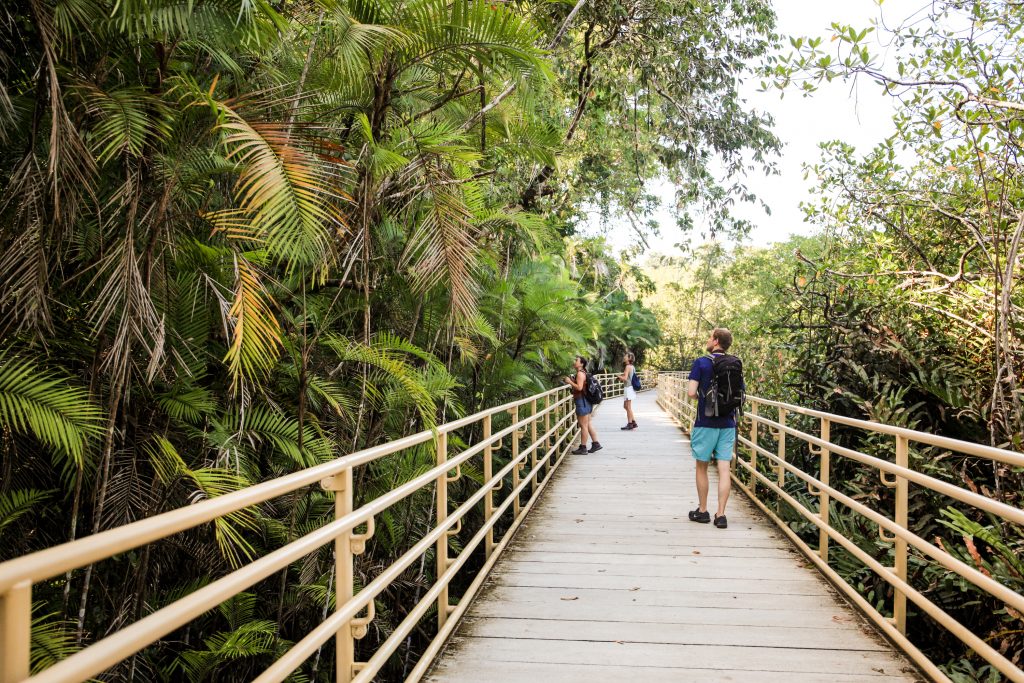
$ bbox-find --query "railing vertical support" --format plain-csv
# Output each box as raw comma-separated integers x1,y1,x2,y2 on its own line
749,403,759,496
435,432,449,630
321,468,355,683
0,581,31,683
483,415,494,558
894,435,909,634
544,395,551,450
511,406,521,518
530,399,538,493
819,418,831,564
776,408,787,513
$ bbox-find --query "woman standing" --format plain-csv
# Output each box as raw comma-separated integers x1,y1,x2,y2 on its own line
618,352,638,430
564,355,602,454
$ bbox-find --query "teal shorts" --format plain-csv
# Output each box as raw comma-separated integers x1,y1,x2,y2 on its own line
691,426,735,462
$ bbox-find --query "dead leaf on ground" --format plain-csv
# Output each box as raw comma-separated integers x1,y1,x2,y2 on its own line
560,596,579,601
692,550,701,555
574,518,584,523
629,586,641,591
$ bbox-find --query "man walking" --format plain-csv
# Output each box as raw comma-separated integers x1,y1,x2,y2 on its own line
686,328,744,529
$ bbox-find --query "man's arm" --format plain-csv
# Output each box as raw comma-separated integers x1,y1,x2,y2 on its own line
686,358,702,399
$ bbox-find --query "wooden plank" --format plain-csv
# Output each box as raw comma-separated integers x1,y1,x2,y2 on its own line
512,540,798,557
504,550,804,569
466,600,882,632
461,616,891,650
435,637,918,678
426,392,923,682
467,584,852,613
491,571,834,596
427,660,916,683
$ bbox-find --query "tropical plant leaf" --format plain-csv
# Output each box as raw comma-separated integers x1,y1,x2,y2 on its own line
0,352,103,467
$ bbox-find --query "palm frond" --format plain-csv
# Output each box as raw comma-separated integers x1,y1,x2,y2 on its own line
0,489,53,535
207,99,351,270
222,255,282,387
400,170,480,320
0,352,103,468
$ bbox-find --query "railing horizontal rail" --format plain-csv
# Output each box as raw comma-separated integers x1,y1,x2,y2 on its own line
748,394,1024,467
656,373,1024,683
0,386,567,594
744,412,1024,525
0,385,580,683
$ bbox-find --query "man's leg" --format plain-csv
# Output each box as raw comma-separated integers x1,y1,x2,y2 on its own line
689,427,713,521
715,458,731,517
713,427,736,517
695,460,710,512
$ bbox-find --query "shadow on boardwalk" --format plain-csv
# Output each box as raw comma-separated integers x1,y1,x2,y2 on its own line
426,391,923,682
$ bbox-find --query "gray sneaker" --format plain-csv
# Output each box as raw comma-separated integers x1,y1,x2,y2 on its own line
588,442,603,453
572,445,588,455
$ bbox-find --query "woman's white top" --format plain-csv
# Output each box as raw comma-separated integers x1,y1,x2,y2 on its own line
624,366,637,401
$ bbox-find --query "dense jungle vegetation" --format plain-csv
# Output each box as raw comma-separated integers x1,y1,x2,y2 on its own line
648,2,1024,679
0,0,777,679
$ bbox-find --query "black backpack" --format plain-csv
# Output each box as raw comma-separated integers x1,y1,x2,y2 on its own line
703,354,744,417
584,372,604,405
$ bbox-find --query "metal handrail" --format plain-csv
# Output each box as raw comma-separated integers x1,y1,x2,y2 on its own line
0,386,581,683
592,369,659,399
655,373,1024,683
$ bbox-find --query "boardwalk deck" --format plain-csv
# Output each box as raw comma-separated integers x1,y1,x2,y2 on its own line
426,390,922,682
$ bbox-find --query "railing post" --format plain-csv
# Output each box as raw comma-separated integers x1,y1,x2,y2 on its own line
530,399,538,494
749,402,758,495
0,581,31,683
483,415,494,558
435,432,449,630
819,418,831,564
511,406,521,518
320,468,355,683
776,408,787,514
894,435,909,634
544,395,551,451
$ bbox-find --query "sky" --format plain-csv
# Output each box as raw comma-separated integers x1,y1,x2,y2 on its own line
588,0,924,255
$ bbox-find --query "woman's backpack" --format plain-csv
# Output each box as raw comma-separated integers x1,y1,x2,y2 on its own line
630,368,642,391
584,372,604,405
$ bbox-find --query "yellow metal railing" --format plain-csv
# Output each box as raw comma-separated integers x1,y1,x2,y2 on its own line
0,386,581,683
656,374,1024,683
593,369,658,399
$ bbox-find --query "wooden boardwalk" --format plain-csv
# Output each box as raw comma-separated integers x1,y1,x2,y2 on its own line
426,390,922,682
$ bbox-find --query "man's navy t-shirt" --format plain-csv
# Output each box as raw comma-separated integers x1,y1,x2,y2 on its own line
688,354,738,429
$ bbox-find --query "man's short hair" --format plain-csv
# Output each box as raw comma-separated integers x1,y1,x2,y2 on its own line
712,327,733,351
